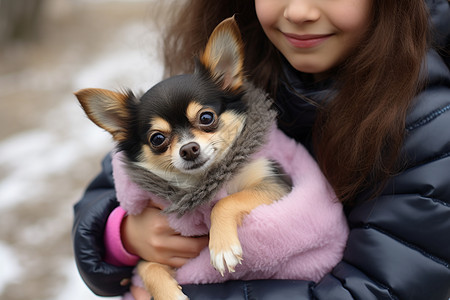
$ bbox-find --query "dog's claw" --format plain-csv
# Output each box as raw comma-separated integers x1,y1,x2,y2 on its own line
210,244,243,276
166,288,189,300
178,294,189,300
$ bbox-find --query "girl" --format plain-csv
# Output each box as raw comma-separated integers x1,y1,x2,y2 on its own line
73,0,450,299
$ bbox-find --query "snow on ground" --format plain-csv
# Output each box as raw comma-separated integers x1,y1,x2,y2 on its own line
0,20,162,210
0,241,22,294
0,1,164,299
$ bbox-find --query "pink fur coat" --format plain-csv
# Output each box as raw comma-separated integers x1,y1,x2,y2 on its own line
112,125,349,285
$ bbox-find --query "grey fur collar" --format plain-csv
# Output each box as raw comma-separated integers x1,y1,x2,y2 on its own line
124,84,277,215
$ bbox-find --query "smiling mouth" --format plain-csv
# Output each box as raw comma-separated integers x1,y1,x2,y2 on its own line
283,33,333,48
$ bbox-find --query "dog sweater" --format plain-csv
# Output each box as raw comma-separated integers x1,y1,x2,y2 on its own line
109,123,348,284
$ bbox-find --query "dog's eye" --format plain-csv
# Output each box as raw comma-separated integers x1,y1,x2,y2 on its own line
199,112,215,125
197,109,218,132
150,133,166,147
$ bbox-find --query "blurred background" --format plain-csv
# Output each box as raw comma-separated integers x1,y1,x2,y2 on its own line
0,0,167,299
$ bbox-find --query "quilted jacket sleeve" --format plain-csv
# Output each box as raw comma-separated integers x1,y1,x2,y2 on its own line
329,51,450,300
72,154,134,296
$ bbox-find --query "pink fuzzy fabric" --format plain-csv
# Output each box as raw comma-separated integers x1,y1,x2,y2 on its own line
112,125,348,286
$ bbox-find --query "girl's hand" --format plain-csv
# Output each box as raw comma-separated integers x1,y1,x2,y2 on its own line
130,285,151,300
121,201,209,268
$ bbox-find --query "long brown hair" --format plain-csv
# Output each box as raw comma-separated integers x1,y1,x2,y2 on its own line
314,0,429,203
158,0,280,92
157,0,429,203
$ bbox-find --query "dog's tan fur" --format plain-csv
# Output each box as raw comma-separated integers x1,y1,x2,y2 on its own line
209,158,291,274
200,16,244,91
137,261,185,300
75,88,131,142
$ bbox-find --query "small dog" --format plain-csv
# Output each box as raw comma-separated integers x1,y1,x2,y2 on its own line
76,17,291,300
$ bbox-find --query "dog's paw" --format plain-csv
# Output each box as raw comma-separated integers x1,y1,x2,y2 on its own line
138,261,189,300
173,285,189,300
209,243,243,276
174,289,189,300
154,284,189,300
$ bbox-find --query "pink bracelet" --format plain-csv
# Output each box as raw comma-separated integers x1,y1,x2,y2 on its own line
104,206,140,266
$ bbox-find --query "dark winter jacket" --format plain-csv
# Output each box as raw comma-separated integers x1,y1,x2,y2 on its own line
72,1,450,299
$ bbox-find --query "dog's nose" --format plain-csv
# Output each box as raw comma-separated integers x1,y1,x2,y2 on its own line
180,142,200,161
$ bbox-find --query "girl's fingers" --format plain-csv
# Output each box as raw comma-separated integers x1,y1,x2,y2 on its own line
130,285,151,300
165,256,192,268
150,235,209,265
147,199,167,211
168,235,209,257
125,201,209,268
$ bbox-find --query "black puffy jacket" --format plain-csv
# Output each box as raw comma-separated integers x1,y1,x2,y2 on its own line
72,2,450,299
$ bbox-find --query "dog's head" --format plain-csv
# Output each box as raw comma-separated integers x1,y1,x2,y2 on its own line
75,17,246,183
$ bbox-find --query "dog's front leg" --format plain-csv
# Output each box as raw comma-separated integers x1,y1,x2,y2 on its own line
209,189,275,275
137,261,188,300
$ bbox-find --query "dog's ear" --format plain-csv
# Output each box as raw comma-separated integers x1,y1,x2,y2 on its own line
200,16,244,92
74,88,133,142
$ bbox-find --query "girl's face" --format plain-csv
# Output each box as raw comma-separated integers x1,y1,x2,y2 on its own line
255,0,372,75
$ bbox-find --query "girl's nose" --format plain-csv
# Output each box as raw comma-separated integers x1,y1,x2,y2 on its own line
283,0,320,24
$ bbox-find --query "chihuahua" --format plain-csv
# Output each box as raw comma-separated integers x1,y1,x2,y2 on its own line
75,17,291,300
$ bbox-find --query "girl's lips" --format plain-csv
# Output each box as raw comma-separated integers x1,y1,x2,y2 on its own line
283,33,333,48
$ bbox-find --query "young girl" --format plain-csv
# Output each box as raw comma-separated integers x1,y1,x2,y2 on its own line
73,0,450,299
